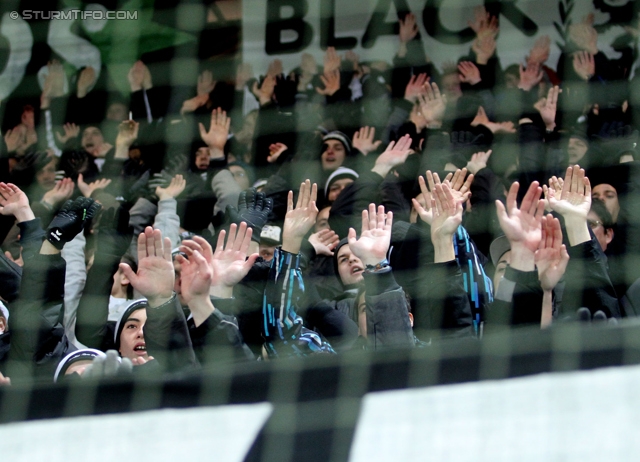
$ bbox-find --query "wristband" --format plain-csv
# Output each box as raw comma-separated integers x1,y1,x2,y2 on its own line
365,259,390,273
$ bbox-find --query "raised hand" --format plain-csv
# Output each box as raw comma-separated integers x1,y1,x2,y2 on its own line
155,174,186,201
211,223,259,295
197,69,216,96
426,168,473,205
3,125,26,153
412,175,433,225
518,62,543,91
267,143,288,163
431,183,463,262
116,120,139,149
568,14,598,54
316,70,340,96
128,60,152,92
534,85,561,131
572,51,595,81
308,229,340,256
41,60,66,108
56,123,80,145
77,174,112,198
252,74,276,105
120,227,174,308
458,61,481,85
472,35,497,65
399,13,419,43
323,46,341,74
348,204,393,266
417,82,447,128
495,181,545,271
471,106,516,134
372,134,413,178
547,165,591,246
282,180,318,254
42,178,74,208
468,6,499,40
0,182,34,222
198,107,230,151
527,35,551,66
76,66,96,98
404,73,428,103
352,126,382,156
466,150,492,174
175,247,213,305
536,214,570,291
236,62,253,90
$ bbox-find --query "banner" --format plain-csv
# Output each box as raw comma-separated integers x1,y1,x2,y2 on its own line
241,0,637,76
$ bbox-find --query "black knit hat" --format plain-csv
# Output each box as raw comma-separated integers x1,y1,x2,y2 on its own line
54,348,107,382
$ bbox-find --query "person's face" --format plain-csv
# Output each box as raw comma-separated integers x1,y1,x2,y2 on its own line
82,127,105,153
259,243,276,261
357,292,367,337
195,148,210,170
592,183,620,222
588,210,613,252
106,102,127,122
567,137,588,164
327,178,354,203
119,308,149,361
36,158,57,190
315,207,331,232
321,140,346,171
493,250,511,292
229,165,250,190
337,244,364,286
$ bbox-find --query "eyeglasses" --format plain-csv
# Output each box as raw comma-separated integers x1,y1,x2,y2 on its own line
587,219,603,229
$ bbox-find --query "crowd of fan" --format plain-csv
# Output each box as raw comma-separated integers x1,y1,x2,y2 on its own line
1,8,640,384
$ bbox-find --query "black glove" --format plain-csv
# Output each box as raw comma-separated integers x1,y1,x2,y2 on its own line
46,197,101,250
225,188,273,242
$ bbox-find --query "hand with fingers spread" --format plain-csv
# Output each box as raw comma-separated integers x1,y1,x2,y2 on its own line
348,204,393,267
534,85,561,131
42,178,74,208
199,107,230,153
466,150,492,174
316,70,340,96
0,182,35,223
518,62,543,91
458,61,481,85
468,6,499,40
78,174,112,198
225,188,273,242
56,123,80,145
156,174,186,201
430,183,463,263
547,165,592,246
352,126,382,156
323,47,341,74
417,82,447,128
120,227,174,308
404,73,429,103
536,214,570,292
412,175,434,225
210,223,259,296
424,169,473,206
371,134,413,178
573,51,595,81
282,180,318,254
308,229,340,256
569,14,598,55
495,181,546,271
175,246,213,309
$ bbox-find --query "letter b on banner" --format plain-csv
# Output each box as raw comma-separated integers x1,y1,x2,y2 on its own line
265,0,313,54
